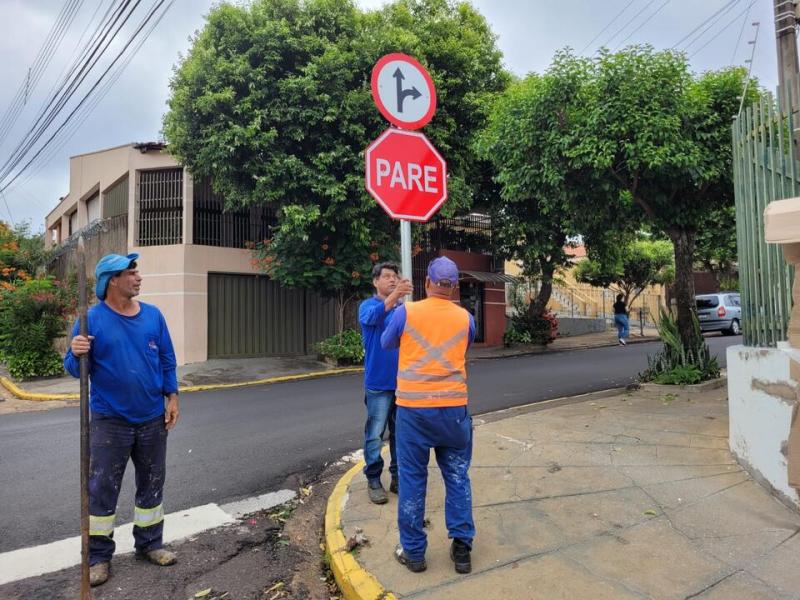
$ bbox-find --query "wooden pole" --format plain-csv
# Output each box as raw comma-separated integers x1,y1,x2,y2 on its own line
77,235,90,599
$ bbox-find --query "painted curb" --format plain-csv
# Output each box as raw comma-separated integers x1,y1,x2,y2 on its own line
325,458,396,600
638,375,727,394
0,367,364,402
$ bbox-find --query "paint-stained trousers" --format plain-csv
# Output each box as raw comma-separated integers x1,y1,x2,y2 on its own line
89,414,167,565
396,405,475,562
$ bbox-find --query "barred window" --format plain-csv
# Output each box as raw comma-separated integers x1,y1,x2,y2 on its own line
137,168,183,246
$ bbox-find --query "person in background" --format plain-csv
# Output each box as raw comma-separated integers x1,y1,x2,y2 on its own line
613,293,629,346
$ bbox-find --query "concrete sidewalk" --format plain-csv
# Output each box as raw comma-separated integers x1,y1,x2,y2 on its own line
331,385,800,599
0,327,659,401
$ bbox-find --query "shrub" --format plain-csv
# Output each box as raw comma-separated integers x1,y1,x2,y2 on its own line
315,329,365,365
503,326,532,346
640,308,720,384
652,364,702,386
0,277,76,379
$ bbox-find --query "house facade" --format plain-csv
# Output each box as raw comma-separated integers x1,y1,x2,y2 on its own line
45,143,508,364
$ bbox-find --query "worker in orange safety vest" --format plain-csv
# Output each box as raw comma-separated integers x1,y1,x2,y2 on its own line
380,256,476,575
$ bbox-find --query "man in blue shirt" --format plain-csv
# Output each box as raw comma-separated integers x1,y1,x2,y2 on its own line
64,253,180,587
359,262,413,504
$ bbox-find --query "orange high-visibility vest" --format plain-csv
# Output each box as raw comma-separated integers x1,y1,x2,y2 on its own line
396,297,470,408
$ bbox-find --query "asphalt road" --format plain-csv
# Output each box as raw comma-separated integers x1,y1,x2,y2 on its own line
0,336,738,553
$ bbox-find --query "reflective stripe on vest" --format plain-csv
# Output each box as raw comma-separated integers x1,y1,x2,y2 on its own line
134,503,164,528
396,298,469,408
89,513,115,537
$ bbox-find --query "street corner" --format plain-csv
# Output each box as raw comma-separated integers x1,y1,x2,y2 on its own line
324,456,397,600
0,470,354,600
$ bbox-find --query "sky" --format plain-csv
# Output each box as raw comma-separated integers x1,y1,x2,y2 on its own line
0,0,780,232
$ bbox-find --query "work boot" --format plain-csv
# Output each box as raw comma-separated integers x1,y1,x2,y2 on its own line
389,477,398,494
141,548,177,566
89,562,110,587
394,544,426,573
450,539,472,574
368,480,388,504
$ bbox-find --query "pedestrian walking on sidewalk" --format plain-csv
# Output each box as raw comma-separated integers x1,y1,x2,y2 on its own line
614,293,629,345
381,256,476,575
359,262,413,504
64,253,180,587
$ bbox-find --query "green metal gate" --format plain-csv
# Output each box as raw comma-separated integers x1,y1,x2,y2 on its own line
207,273,337,358
733,90,797,347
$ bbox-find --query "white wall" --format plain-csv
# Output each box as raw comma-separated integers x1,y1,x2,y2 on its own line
728,343,800,509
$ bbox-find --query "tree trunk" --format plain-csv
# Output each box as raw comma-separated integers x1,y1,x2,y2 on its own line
668,228,699,349
335,290,345,335
528,258,555,319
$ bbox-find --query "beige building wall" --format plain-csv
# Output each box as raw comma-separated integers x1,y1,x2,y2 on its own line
44,143,264,365
134,245,258,365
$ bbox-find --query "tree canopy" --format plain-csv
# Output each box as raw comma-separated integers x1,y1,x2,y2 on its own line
163,0,509,327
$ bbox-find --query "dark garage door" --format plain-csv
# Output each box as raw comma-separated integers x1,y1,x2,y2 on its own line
207,273,337,358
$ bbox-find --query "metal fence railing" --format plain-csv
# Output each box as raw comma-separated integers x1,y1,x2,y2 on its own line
733,89,796,347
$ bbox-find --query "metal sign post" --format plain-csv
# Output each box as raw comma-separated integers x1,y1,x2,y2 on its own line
77,235,91,599
400,220,412,297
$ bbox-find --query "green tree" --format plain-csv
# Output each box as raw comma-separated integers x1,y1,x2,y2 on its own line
694,204,737,288
476,68,584,318
163,0,509,330
565,47,757,348
575,237,675,306
0,220,49,284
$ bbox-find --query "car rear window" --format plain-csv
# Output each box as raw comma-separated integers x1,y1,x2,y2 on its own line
696,297,719,309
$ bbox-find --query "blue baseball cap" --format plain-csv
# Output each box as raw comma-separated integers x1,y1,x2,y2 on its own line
95,253,139,300
427,256,459,287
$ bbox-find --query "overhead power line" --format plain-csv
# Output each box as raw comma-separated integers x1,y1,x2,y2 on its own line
6,0,175,200
0,0,177,195
673,0,740,49
0,0,141,185
579,0,638,54
0,0,85,148
615,0,673,50
689,1,757,58
731,1,755,62
600,0,660,49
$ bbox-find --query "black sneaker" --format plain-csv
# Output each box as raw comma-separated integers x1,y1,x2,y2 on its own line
394,544,426,572
389,477,398,494
450,539,471,574
368,480,388,504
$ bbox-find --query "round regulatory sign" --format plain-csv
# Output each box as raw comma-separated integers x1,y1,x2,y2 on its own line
370,53,437,130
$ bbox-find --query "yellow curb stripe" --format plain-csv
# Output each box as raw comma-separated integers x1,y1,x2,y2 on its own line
325,457,396,600
1,367,364,403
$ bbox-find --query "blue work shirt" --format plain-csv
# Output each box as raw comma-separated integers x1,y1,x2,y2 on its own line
359,296,400,391
380,303,476,350
64,301,179,424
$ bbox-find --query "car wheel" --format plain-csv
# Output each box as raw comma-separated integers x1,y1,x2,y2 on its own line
727,319,741,336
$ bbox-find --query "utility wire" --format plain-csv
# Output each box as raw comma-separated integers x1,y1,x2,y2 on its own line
1,190,13,225
0,0,139,183
579,0,638,54
673,0,739,48
0,0,176,194
730,0,753,63
6,0,174,199
601,0,659,49
615,0,673,50
0,0,85,147
689,1,757,58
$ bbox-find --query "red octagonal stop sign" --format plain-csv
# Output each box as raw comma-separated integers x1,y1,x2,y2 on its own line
365,128,447,222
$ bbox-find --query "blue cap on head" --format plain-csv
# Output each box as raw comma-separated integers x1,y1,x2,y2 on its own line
95,253,139,300
427,256,459,287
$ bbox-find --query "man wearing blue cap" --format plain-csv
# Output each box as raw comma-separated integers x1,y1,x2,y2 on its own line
381,256,476,575
64,253,179,587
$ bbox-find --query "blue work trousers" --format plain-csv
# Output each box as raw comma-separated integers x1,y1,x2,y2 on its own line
614,314,630,340
363,389,397,484
89,414,167,565
396,405,474,562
